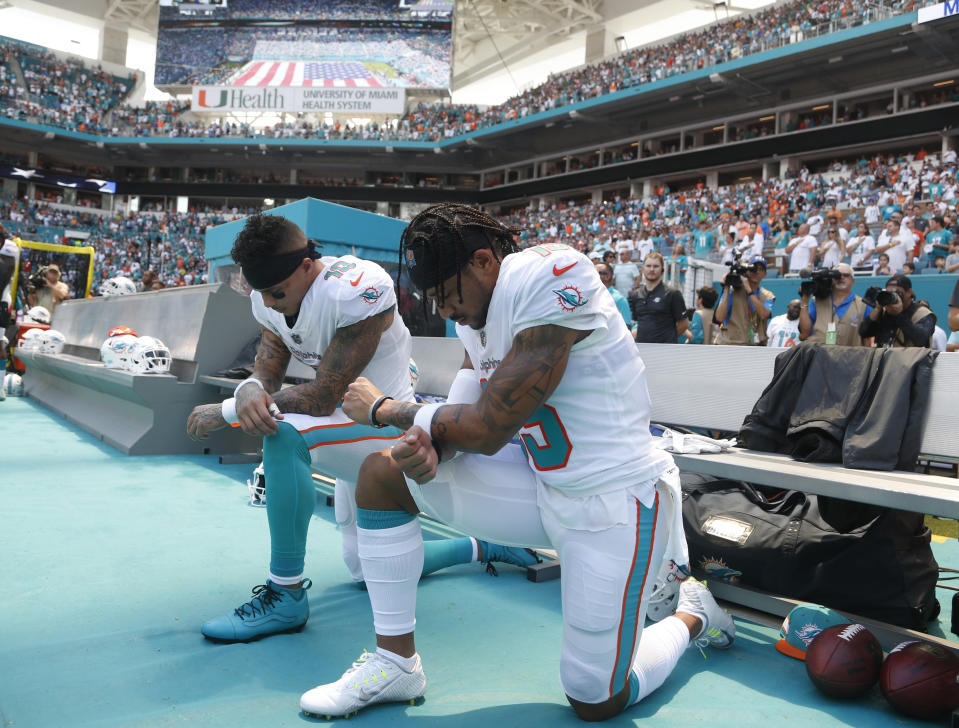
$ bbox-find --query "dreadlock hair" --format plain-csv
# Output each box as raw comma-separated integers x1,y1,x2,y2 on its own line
398,203,521,318
231,213,305,267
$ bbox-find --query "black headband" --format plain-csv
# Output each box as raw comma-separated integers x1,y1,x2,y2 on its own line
243,241,319,290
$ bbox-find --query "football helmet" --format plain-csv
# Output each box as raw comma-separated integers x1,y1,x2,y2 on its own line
17,328,45,350
125,336,172,374
107,325,138,338
37,329,66,354
101,276,137,297
25,306,51,325
2,373,23,396
247,462,266,507
100,334,138,369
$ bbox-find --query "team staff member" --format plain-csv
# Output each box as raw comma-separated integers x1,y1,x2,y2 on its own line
185,214,533,643
714,256,775,345
798,263,871,346
630,252,688,343
301,204,735,722
858,273,934,348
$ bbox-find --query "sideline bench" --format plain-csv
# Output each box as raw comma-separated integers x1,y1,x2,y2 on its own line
18,283,259,455
636,342,959,651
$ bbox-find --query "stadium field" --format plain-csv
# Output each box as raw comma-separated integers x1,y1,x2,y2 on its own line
3,396,958,728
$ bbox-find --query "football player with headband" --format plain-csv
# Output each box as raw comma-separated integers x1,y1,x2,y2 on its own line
185,213,537,644
301,204,736,721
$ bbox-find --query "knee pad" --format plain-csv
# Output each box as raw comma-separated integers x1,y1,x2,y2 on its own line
559,541,636,703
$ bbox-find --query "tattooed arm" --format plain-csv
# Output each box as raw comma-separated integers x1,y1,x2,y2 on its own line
187,326,292,440
375,324,588,454
271,309,392,417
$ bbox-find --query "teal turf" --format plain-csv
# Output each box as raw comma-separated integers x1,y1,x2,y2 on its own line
1,397,954,727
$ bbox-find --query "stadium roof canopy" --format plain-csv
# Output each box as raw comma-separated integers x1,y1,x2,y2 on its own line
13,0,777,100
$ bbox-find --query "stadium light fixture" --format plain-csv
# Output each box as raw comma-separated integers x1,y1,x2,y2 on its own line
759,115,775,121
712,125,725,130
934,80,955,86
263,198,275,206
812,104,830,111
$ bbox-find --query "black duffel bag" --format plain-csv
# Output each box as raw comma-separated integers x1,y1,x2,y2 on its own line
681,473,940,630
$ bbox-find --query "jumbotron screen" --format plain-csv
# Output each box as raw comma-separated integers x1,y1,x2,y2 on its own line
155,0,454,91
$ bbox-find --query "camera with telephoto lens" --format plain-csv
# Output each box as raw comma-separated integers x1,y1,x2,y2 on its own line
798,268,842,298
25,265,49,294
862,286,904,308
724,255,759,290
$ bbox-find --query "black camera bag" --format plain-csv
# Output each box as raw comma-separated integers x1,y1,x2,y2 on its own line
681,473,939,630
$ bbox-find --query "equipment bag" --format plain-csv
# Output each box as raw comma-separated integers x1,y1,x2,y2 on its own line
681,473,939,630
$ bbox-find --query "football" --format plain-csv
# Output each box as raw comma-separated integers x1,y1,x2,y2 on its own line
805,623,882,698
880,640,959,719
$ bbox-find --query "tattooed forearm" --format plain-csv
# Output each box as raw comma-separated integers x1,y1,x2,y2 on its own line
380,400,423,431
252,327,291,392
272,311,389,417
431,324,587,455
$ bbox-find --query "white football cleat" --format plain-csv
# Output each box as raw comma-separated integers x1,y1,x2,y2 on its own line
300,650,426,719
676,577,736,651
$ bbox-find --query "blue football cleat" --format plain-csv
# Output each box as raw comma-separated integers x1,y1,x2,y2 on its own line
477,541,542,576
201,579,312,643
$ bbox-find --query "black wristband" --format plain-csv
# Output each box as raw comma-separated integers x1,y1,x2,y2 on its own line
369,395,393,428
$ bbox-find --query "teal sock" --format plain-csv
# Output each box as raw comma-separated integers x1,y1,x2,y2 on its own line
421,537,475,577
628,670,641,706
263,422,314,579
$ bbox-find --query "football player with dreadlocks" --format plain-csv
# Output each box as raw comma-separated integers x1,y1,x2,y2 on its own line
302,203,735,722
185,213,538,644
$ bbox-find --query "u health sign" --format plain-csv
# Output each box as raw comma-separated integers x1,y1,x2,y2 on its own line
191,86,406,115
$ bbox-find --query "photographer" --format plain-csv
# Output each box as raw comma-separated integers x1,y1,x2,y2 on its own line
27,263,69,318
715,255,775,346
858,274,935,348
798,263,871,346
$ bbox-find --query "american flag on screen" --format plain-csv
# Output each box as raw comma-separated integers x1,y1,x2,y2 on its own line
232,61,383,87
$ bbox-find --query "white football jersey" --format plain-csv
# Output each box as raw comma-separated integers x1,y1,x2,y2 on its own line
457,243,672,497
251,255,413,401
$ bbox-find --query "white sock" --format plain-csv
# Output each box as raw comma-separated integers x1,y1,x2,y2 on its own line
358,519,424,636
268,572,303,587
629,616,690,706
376,646,418,672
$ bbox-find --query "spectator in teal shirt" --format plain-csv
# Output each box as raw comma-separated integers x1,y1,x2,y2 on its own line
595,261,635,335
693,221,715,258
926,216,953,265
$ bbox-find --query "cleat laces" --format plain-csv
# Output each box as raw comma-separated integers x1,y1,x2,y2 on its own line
233,583,283,619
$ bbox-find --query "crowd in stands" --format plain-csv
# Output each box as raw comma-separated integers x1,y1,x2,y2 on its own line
1,1,939,144
2,145,956,307
503,147,959,277
0,195,243,291
0,36,135,134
